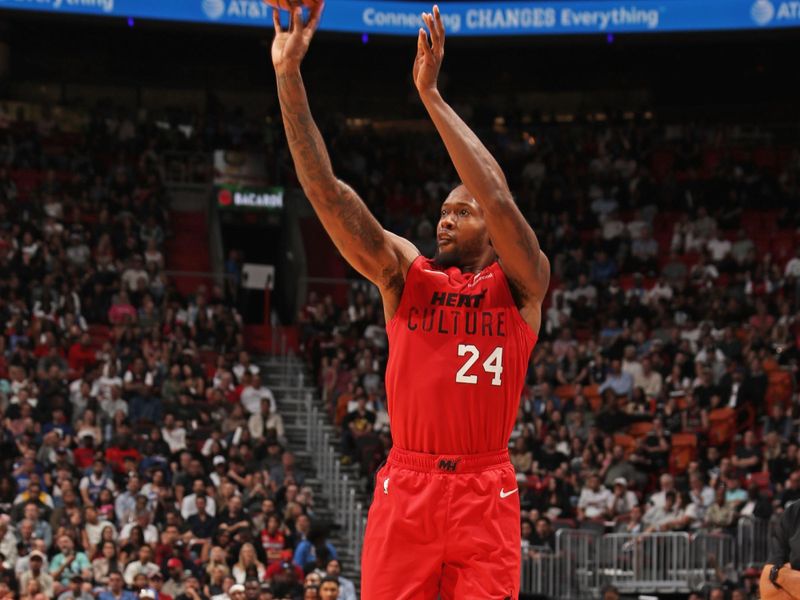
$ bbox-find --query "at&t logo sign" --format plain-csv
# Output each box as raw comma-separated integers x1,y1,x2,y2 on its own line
203,0,226,20
751,0,775,24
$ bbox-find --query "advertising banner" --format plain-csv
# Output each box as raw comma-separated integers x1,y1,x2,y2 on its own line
0,0,798,36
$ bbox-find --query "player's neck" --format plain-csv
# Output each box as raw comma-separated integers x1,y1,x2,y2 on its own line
457,248,497,274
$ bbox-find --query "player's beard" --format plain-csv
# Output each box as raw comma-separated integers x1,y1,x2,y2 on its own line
433,247,461,269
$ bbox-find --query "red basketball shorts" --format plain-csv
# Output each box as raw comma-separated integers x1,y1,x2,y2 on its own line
360,447,521,600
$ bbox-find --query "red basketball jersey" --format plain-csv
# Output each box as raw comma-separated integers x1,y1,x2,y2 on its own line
385,256,538,454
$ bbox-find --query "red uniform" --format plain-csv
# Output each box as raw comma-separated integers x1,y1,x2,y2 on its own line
361,256,538,599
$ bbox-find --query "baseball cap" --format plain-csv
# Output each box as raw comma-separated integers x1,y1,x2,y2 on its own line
213,455,226,466
29,550,45,561
614,477,628,487
139,589,156,599
229,584,245,594
167,558,182,568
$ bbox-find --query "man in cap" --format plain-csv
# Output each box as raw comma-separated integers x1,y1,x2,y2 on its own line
162,558,186,598
607,477,639,519
148,572,171,600
228,584,245,600
19,550,54,598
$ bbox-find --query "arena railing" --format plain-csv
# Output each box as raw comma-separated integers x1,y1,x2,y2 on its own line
737,515,773,571
275,345,367,574
521,546,559,598
522,528,753,598
304,386,367,572
689,530,737,591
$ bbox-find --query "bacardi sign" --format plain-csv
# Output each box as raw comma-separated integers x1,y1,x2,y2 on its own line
217,186,284,210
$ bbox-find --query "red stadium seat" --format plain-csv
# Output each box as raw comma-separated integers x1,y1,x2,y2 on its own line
708,408,736,447
628,421,654,438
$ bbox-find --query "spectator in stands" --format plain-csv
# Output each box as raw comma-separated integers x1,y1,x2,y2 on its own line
97,571,137,600
733,431,763,475
318,576,339,600
324,559,354,600
607,478,639,521
599,360,633,399
577,473,611,521
248,398,286,447
49,534,91,593
240,374,276,417
19,551,53,598
705,486,737,532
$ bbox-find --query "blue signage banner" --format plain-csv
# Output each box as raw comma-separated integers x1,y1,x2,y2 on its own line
0,0,798,36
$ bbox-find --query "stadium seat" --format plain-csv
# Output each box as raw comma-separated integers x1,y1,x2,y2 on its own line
613,433,636,456
628,421,654,438
708,407,736,447
583,384,602,412
555,384,579,401
748,471,771,492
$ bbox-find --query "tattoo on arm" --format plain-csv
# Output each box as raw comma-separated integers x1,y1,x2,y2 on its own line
275,71,396,285
275,71,335,195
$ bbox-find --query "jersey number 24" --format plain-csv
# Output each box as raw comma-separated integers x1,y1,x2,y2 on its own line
456,344,503,386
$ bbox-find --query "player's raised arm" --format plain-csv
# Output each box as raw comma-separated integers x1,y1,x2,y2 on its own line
415,6,550,327
271,4,418,312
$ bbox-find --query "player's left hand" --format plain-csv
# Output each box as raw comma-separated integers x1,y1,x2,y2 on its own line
414,5,445,93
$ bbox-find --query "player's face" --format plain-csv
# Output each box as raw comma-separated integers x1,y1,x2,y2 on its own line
435,187,489,268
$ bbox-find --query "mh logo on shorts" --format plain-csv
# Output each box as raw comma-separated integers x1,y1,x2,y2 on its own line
437,458,460,472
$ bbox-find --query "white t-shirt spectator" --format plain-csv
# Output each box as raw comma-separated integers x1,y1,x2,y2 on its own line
85,520,116,548
161,426,187,454
121,267,149,292
578,486,612,519
785,256,800,278
707,237,732,262
119,522,158,545
92,374,123,403
240,384,277,416
123,560,160,586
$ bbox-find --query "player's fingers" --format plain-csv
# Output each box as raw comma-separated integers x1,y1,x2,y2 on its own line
425,10,440,49
433,5,445,42
272,7,282,33
295,6,306,35
306,0,325,34
421,13,436,49
417,28,431,57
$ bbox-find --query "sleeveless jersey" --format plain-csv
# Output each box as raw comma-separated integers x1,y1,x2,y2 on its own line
385,256,538,454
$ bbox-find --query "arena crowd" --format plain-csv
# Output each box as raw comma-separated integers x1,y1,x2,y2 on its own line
0,102,354,600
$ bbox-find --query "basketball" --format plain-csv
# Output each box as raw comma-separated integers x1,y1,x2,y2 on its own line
262,0,317,10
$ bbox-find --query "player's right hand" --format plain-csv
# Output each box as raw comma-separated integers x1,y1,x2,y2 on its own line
271,1,324,73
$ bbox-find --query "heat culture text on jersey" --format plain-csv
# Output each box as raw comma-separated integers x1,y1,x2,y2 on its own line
405,290,508,338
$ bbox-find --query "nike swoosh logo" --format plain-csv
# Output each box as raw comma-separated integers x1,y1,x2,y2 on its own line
383,478,389,495
500,488,518,499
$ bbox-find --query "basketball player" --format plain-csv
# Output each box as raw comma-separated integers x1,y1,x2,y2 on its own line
272,4,549,598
